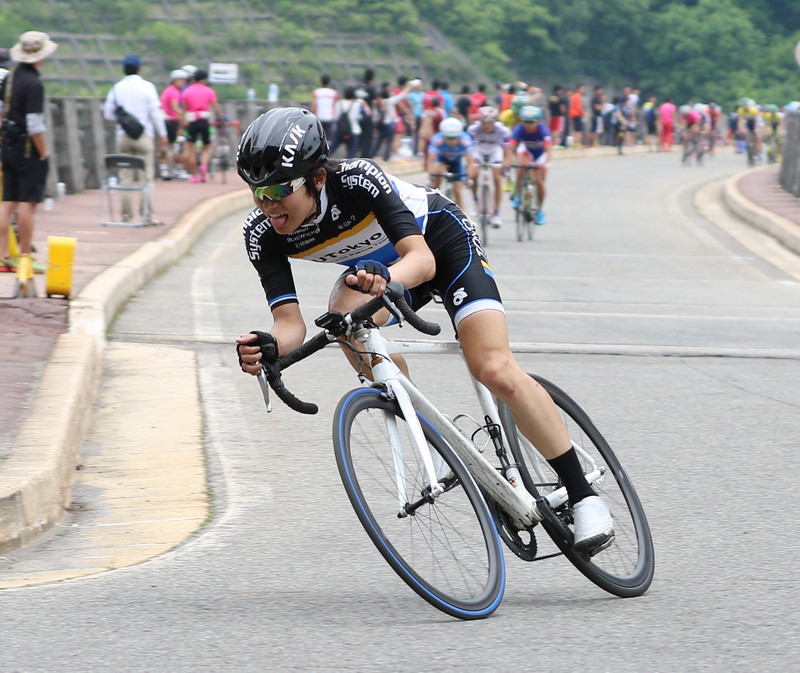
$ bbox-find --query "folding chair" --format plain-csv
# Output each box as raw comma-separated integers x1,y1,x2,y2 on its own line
99,154,152,226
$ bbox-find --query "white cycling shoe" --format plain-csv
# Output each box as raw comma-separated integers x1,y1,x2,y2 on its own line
572,495,615,554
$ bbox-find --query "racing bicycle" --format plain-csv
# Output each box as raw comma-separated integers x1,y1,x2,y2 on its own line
253,283,655,619
511,164,540,242
474,159,503,245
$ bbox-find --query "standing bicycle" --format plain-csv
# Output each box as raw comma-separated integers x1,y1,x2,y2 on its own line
466,106,511,242
234,108,617,606
508,105,551,228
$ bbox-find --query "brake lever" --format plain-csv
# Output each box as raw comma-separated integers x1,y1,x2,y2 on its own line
257,370,272,413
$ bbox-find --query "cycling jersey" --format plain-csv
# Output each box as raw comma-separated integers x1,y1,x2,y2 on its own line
243,158,503,327
426,131,474,163
509,122,552,159
737,105,758,133
467,121,510,163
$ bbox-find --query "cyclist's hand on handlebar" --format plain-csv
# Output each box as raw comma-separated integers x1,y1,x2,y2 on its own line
236,330,278,375
346,260,391,297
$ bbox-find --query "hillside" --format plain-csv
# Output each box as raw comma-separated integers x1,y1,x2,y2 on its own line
0,0,494,98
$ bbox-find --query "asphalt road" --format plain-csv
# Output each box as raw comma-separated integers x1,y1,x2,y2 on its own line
1,149,799,672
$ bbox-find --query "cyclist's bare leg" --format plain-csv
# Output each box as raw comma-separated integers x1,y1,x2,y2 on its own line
451,180,466,209
457,309,571,459
493,167,504,212
428,160,445,189
534,167,546,209
467,162,479,201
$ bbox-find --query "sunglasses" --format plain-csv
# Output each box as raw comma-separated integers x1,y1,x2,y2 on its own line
253,177,306,201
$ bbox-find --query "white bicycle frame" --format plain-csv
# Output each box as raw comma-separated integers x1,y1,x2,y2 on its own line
258,314,606,531
476,161,502,217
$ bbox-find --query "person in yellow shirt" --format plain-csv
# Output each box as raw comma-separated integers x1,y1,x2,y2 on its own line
736,97,760,161
761,104,782,162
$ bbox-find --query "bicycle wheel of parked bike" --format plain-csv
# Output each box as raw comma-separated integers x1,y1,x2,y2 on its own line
333,387,505,619
499,374,655,598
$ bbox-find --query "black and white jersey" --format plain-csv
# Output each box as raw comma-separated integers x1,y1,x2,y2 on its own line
243,158,502,327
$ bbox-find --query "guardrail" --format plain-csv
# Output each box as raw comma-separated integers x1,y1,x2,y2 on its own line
779,111,800,196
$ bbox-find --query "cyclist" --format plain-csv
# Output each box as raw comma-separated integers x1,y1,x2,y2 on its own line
500,94,528,129
507,105,552,226
234,107,615,553
426,116,474,210
736,97,760,161
466,106,511,228
762,104,782,160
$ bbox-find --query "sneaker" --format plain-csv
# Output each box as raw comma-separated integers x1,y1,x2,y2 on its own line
511,195,520,210
535,210,546,225
189,174,201,184
470,199,479,216
490,212,502,228
0,257,12,273
572,495,614,554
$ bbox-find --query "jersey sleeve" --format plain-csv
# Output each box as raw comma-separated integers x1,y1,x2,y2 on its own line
242,207,299,311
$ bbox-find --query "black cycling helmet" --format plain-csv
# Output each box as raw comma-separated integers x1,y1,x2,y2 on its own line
237,107,328,187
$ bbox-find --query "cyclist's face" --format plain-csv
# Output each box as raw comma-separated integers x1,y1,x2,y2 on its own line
444,135,460,145
251,173,324,235
523,121,539,131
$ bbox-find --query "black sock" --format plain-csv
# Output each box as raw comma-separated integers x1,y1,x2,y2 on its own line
547,447,595,504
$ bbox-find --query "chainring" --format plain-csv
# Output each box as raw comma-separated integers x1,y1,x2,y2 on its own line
484,491,538,562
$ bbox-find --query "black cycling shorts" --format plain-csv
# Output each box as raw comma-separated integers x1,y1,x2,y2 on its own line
341,192,504,330
186,119,211,145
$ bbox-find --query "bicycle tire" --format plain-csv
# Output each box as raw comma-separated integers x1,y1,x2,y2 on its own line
480,183,490,245
515,204,525,242
333,387,505,619
499,374,655,597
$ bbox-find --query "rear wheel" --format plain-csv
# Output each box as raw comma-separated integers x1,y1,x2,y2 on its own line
499,375,655,597
334,388,505,619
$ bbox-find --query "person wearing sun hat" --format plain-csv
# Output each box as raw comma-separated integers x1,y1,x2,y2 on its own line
0,31,57,274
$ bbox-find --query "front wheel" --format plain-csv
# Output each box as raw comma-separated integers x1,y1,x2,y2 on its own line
333,388,505,619
499,375,655,597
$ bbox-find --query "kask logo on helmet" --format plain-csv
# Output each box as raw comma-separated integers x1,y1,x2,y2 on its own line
280,123,309,169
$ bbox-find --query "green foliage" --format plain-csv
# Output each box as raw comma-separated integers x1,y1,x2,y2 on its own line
0,0,796,107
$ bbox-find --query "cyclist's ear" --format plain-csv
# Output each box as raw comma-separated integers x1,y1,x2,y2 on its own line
312,167,327,190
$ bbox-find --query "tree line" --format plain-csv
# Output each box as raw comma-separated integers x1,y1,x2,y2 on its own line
0,0,797,107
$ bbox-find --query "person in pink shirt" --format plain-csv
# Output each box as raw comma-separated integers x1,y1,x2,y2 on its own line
160,68,187,178
180,68,222,182
658,97,677,151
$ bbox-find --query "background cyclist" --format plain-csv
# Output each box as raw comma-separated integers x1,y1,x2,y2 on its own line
466,106,511,228
736,97,761,160
507,105,552,226
426,116,474,210
234,107,615,554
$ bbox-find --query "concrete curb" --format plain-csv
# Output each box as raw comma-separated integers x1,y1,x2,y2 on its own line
0,188,252,553
723,165,800,256
0,159,426,554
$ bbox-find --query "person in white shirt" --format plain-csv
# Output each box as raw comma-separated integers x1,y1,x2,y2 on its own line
103,54,168,224
311,74,338,138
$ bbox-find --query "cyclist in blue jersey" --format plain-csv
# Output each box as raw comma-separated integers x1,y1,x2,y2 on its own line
233,108,615,553
426,117,474,210
466,106,511,227
507,106,552,225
